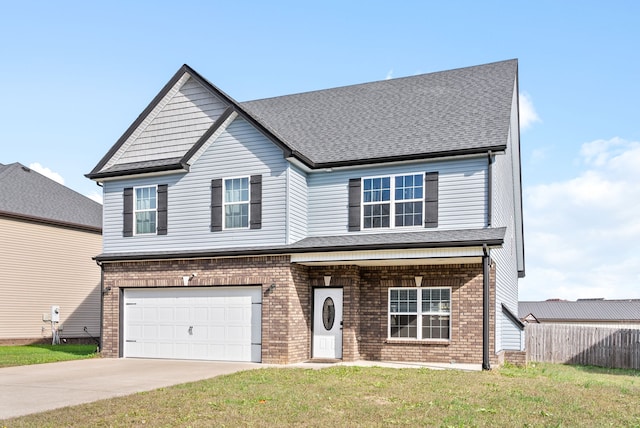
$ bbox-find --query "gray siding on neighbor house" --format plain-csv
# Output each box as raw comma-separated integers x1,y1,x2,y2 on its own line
115,77,230,166
492,83,522,351
306,156,488,236
102,117,288,253
287,164,308,244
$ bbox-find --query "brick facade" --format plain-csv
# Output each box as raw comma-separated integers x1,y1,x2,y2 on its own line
101,256,497,366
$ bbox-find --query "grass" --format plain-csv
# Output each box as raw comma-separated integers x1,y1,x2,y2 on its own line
0,344,98,368
2,362,639,427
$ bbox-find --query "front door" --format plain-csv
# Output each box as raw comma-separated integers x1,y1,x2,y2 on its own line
312,288,343,359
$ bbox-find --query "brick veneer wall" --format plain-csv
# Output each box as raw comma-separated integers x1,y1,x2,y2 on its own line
311,263,496,366
101,256,497,367
101,255,310,364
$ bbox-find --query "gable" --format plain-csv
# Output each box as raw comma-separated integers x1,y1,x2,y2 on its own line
88,59,519,179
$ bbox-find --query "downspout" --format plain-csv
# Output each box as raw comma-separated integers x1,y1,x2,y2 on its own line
96,259,104,352
482,244,491,370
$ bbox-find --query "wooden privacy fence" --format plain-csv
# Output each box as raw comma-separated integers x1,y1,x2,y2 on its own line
525,323,640,370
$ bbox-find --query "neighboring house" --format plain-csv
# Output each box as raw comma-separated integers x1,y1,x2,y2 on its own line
0,162,102,345
87,59,525,368
519,299,640,329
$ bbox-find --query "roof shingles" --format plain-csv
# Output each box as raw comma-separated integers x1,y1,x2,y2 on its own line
0,163,102,230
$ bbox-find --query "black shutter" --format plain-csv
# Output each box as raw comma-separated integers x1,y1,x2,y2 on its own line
348,178,361,231
157,184,168,235
424,172,439,228
123,187,133,237
210,179,223,232
250,175,262,229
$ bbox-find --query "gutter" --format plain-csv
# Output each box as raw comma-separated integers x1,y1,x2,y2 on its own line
93,236,505,263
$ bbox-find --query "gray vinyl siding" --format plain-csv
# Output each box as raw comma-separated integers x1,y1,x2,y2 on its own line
102,117,288,253
501,311,524,350
288,164,308,243
307,157,488,236
116,77,229,165
492,83,522,352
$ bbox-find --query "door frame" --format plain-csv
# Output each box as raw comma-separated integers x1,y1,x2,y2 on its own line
311,287,343,359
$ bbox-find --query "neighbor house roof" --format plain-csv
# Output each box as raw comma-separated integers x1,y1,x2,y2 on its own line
518,300,640,323
87,59,518,178
0,162,102,232
94,227,505,262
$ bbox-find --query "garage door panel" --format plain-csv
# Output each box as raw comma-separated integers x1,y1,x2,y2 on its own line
124,287,261,362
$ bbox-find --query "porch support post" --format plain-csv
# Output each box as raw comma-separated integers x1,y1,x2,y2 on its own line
482,244,491,370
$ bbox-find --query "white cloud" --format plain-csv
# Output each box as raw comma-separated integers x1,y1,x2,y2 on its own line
385,69,393,80
29,162,65,185
86,191,103,204
519,92,540,131
519,138,640,301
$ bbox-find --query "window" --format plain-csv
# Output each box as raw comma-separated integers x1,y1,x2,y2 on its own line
224,177,249,229
363,174,423,229
134,186,157,234
388,287,451,340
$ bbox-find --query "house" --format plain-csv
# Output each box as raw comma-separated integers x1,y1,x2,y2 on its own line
87,59,525,368
519,299,640,329
0,162,102,345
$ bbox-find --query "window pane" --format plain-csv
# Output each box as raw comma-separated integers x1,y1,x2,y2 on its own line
422,315,450,339
422,288,451,314
135,211,156,234
395,174,423,201
225,203,249,228
390,315,417,338
225,178,249,203
395,202,423,227
363,203,390,229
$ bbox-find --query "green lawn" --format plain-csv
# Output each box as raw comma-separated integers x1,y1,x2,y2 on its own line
0,344,98,367
3,362,639,427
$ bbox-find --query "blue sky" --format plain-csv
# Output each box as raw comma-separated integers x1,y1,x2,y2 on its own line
2,1,639,301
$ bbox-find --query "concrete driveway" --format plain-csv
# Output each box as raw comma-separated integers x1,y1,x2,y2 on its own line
0,358,260,420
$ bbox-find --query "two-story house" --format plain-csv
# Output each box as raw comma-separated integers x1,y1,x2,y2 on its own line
87,59,525,368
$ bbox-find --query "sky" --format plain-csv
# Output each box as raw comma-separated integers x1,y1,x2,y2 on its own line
1,1,638,302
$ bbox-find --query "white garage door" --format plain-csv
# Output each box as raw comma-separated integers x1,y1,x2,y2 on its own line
123,287,261,362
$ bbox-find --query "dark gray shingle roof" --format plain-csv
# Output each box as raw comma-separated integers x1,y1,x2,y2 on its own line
241,59,517,166
518,300,640,322
0,162,102,230
94,227,505,262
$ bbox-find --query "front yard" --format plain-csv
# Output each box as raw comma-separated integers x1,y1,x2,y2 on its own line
0,344,98,368
3,362,639,427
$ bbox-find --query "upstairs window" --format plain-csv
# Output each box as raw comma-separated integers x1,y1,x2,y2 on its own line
224,177,249,229
363,173,423,229
134,186,157,234
211,175,261,232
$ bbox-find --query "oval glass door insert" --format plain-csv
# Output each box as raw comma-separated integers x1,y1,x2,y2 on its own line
322,297,335,330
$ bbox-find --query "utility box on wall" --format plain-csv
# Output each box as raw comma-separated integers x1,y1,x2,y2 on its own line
51,306,60,323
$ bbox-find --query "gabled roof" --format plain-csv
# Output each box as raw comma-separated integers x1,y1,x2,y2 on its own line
87,60,518,179
243,59,518,167
0,162,102,232
518,300,640,323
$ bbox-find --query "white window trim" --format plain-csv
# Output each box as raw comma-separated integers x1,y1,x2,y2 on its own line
361,173,425,230
133,185,157,236
387,286,452,342
222,176,250,230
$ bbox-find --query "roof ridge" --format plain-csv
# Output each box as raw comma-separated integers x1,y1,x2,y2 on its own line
242,59,518,103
